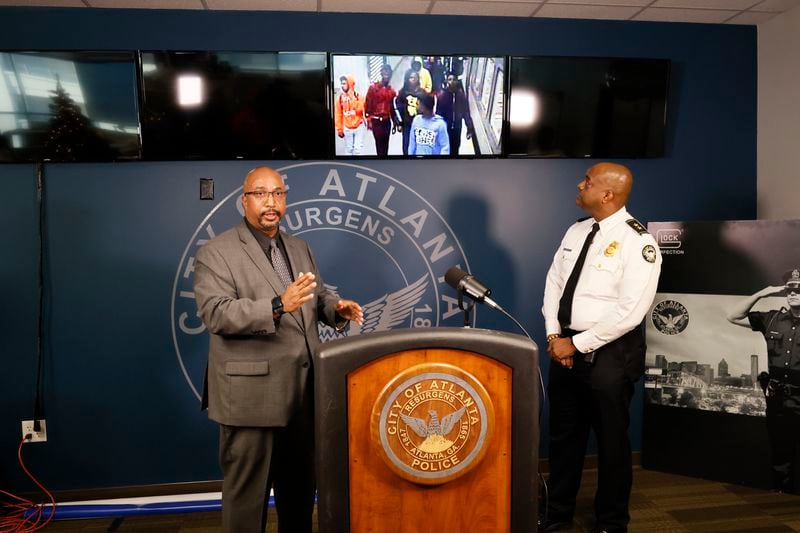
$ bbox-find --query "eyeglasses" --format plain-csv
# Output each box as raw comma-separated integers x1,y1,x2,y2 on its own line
244,189,287,201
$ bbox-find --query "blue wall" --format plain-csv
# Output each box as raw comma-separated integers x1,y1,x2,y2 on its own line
0,7,756,491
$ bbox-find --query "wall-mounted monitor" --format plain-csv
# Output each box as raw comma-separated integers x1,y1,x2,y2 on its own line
508,56,670,158
0,51,141,163
331,54,505,158
139,51,330,160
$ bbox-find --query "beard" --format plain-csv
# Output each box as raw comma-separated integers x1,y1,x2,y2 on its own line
257,209,281,233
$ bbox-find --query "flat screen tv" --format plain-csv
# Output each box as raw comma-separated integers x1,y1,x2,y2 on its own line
331,54,505,158
0,51,141,163
507,56,670,158
139,51,330,160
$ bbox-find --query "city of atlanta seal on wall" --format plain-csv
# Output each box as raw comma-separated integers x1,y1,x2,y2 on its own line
371,363,494,485
651,299,689,335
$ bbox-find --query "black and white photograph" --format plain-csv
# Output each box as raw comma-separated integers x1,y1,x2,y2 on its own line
645,219,800,417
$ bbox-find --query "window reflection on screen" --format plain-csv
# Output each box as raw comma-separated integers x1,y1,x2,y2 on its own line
0,51,141,162
507,56,669,158
138,51,329,161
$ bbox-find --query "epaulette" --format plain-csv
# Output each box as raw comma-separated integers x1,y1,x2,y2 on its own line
577,216,591,222
626,218,648,235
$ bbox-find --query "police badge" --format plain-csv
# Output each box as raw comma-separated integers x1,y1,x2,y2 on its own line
604,241,620,257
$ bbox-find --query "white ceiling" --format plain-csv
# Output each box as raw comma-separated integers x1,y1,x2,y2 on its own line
1,0,799,25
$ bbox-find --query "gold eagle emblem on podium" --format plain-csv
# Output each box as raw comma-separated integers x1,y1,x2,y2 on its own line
371,363,494,485
400,408,466,453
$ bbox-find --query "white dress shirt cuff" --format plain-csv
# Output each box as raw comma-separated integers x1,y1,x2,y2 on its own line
545,318,561,337
571,332,597,354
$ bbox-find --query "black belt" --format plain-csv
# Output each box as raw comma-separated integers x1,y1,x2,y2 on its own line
767,379,800,390
768,367,800,383
560,327,642,365
561,327,641,341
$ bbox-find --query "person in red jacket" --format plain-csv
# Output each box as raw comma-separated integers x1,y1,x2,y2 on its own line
335,74,365,155
364,64,399,157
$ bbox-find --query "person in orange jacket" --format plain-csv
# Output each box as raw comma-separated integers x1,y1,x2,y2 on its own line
335,74,365,156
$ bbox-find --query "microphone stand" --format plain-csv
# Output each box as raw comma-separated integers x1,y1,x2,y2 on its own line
451,285,542,396
456,289,475,328
452,282,550,524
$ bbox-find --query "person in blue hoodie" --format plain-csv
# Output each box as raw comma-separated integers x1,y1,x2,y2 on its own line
408,92,450,156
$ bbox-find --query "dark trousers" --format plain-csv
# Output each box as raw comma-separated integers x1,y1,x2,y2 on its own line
447,124,462,155
370,118,391,157
219,383,315,533
547,329,644,532
766,400,800,492
401,123,411,155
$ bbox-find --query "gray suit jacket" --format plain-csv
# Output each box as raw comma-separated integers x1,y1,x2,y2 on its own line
194,221,342,427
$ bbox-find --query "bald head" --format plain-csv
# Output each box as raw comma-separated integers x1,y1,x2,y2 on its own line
242,166,287,237
576,162,634,220
590,162,633,205
244,166,284,190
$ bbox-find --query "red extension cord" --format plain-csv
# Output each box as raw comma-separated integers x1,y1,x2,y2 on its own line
0,437,56,532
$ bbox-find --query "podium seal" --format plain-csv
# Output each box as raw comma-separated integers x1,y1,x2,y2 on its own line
371,362,494,485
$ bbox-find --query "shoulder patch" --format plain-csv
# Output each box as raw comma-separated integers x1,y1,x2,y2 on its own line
626,218,648,235
642,245,657,263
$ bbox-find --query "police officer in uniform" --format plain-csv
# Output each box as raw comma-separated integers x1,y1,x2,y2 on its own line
541,162,661,533
727,268,800,492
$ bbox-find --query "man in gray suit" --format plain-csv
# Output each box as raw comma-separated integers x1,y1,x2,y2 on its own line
194,166,363,533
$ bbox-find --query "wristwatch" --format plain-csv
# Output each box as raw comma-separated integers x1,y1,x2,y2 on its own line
272,296,285,318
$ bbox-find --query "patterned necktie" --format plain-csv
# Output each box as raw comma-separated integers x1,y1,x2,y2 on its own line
557,222,600,330
269,239,293,288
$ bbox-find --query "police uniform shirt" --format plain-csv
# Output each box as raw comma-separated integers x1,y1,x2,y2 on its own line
543,206,662,354
748,310,800,407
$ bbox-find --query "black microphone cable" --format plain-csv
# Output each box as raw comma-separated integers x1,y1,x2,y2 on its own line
445,265,550,524
33,162,46,432
488,305,550,526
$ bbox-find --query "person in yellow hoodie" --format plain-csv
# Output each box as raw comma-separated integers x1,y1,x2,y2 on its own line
335,74,365,156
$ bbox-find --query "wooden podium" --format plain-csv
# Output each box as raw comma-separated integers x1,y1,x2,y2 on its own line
315,327,539,532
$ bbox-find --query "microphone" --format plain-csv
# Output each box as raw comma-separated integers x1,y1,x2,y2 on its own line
444,267,503,311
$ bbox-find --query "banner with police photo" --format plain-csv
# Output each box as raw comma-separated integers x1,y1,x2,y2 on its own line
642,219,800,489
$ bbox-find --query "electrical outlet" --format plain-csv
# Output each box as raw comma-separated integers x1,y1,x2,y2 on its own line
200,177,214,200
21,419,47,443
